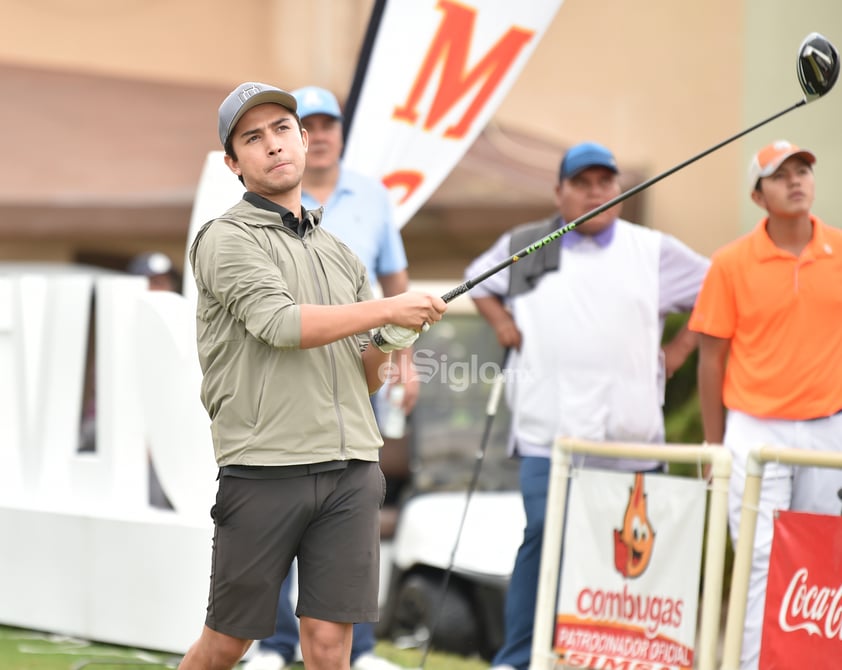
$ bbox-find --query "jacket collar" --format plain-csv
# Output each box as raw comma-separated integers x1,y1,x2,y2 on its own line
243,192,323,235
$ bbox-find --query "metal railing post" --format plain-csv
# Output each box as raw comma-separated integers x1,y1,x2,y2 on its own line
720,449,763,669
697,447,732,670
529,445,571,670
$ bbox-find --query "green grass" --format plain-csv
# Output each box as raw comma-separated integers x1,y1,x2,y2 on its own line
0,626,489,670
0,626,179,670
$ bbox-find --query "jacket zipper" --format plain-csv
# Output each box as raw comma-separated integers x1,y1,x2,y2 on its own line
300,233,347,459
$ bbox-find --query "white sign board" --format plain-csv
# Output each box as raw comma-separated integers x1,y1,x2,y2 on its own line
555,469,706,669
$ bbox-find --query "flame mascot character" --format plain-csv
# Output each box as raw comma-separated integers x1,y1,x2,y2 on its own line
613,473,656,578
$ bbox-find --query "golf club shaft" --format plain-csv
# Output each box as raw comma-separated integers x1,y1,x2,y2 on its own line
441,97,807,304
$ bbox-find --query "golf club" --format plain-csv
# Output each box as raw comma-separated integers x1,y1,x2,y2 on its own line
415,348,510,670
439,31,839,305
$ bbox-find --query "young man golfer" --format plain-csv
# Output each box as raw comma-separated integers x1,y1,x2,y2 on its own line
178,82,445,670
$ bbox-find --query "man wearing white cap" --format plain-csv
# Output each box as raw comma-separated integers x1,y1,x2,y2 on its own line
690,140,842,669
243,86,411,670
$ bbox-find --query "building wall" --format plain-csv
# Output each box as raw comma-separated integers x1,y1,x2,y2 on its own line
742,1,842,236
1,0,840,263
493,0,745,255
0,0,371,91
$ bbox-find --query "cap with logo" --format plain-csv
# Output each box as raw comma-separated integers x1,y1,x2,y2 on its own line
292,86,343,121
218,82,298,147
747,140,816,193
559,142,618,180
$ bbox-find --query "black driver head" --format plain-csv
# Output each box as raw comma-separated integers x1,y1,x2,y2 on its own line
797,32,839,101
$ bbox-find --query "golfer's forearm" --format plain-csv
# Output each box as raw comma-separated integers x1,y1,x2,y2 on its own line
299,303,391,348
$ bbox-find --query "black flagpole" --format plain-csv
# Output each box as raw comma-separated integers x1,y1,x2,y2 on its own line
342,0,388,151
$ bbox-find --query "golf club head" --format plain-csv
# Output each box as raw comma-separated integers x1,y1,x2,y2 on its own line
797,32,839,101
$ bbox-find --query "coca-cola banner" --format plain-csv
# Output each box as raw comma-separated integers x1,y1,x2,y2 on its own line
760,510,842,669
554,469,706,669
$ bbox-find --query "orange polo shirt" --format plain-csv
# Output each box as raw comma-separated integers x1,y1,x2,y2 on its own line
689,216,842,419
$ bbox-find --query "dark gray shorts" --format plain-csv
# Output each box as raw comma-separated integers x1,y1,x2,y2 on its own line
204,459,386,640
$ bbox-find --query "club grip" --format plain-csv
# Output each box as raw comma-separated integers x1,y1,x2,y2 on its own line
441,283,470,303
371,330,387,347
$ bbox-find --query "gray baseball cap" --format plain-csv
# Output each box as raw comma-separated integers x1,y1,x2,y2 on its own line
218,82,298,147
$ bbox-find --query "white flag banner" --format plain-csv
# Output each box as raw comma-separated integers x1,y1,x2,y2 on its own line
343,0,564,228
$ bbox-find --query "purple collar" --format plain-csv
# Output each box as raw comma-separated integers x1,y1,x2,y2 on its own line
560,219,617,248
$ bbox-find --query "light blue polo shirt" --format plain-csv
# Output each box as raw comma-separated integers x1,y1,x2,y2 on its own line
302,166,407,288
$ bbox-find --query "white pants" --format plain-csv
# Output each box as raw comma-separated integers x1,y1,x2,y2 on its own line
725,410,842,670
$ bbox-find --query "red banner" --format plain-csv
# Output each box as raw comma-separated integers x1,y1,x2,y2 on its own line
760,510,842,669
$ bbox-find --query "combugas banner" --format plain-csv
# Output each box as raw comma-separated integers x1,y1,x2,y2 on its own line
343,0,564,228
554,470,706,670
760,510,842,669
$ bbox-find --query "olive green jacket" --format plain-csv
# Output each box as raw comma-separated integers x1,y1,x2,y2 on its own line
189,198,382,467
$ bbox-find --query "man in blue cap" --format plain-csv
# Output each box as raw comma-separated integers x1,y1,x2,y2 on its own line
464,141,709,670
243,86,411,670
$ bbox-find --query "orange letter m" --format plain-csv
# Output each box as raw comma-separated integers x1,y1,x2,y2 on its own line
393,0,534,140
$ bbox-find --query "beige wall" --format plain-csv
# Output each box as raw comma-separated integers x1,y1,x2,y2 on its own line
2,0,840,259
493,0,745,255
0,0,372,92
742,0,842,237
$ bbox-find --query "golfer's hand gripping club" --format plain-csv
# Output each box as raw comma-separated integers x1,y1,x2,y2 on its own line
371,324,420,353
371,290,446,349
